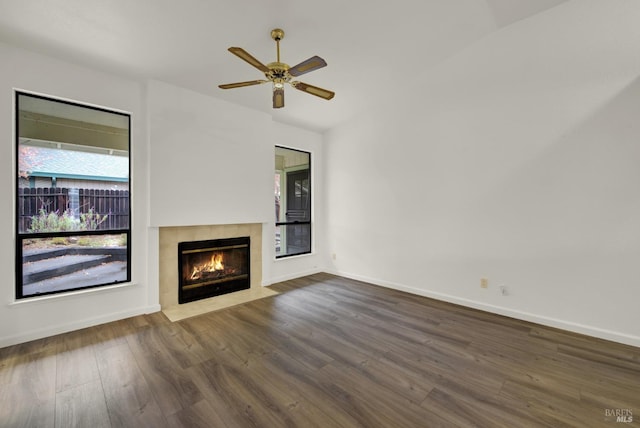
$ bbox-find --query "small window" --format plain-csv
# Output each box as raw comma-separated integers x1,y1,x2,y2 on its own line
275,146,311,258
15,92,131,299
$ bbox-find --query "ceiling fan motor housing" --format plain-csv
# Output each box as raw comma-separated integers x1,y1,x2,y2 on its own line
267,62,292,87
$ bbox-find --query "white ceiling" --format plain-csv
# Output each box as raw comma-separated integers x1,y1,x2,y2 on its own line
0,0,566,132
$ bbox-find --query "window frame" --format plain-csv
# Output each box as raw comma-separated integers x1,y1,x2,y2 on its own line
14,91,132,299
275,145,312,259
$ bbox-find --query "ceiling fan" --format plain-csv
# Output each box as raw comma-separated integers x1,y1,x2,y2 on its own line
218,28,335,109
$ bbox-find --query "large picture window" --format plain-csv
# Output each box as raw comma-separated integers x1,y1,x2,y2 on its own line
275,146,311,258
15,92,131,299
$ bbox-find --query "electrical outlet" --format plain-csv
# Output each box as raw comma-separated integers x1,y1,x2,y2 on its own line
480,278,488,288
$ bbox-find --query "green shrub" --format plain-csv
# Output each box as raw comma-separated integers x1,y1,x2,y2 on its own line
79,208,108,231
77,237,93,246
28,207,108,233
28,208,77,232
50,237,68,245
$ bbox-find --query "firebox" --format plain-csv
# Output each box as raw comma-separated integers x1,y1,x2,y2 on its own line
178,236,250,304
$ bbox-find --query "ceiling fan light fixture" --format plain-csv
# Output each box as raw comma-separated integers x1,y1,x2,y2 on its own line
218,28,334,109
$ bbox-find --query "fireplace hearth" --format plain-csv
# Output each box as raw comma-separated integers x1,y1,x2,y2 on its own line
178,236,250,304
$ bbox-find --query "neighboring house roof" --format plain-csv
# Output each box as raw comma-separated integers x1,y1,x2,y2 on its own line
24,146,128,182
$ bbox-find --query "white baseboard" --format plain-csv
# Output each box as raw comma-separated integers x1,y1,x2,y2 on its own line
0,304,161,348
328,269,640,348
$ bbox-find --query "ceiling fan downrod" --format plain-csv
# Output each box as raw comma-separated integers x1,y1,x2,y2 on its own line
271,28,284,62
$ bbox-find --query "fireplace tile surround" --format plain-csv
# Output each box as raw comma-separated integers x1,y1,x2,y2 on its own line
159,223,276,320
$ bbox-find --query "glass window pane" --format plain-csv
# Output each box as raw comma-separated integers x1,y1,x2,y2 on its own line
17,93,130,235
276,223,311,257
275,146,311,258
20,233,128,297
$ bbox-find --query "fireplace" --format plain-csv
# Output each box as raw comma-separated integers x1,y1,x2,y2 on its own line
178,236,250,304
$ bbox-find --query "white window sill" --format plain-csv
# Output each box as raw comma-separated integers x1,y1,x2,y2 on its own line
9,282,136,306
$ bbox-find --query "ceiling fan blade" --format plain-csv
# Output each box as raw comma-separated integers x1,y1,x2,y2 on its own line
273,88,285,109
218,80,268,89
291,81,335,100
288,56,327,77
228,47,270,73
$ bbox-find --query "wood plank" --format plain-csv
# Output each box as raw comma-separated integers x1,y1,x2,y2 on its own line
0,348,57,428
55,328,100,393
259,350,367,427
424,386,549,427
166,399,231,428
125,327,204,417
55,380,111,428
319,361,449,427
499,379,602,427
96,343,166,427
189,358,298,427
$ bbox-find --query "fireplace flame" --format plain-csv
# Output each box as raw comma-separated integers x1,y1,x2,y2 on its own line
189,252,225,280
211,253,224,271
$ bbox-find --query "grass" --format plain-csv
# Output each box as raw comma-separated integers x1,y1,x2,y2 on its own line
23,234,126,250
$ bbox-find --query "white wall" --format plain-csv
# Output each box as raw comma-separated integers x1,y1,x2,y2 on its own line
0,42,156,347
325,1,640,346
147,80,274,227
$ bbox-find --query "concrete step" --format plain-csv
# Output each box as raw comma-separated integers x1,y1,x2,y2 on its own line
23,254,114,285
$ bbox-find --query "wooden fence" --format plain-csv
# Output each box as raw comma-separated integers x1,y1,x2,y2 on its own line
18,187,129,233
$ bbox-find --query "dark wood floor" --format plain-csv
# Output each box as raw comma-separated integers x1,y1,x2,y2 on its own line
1,273,638,427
